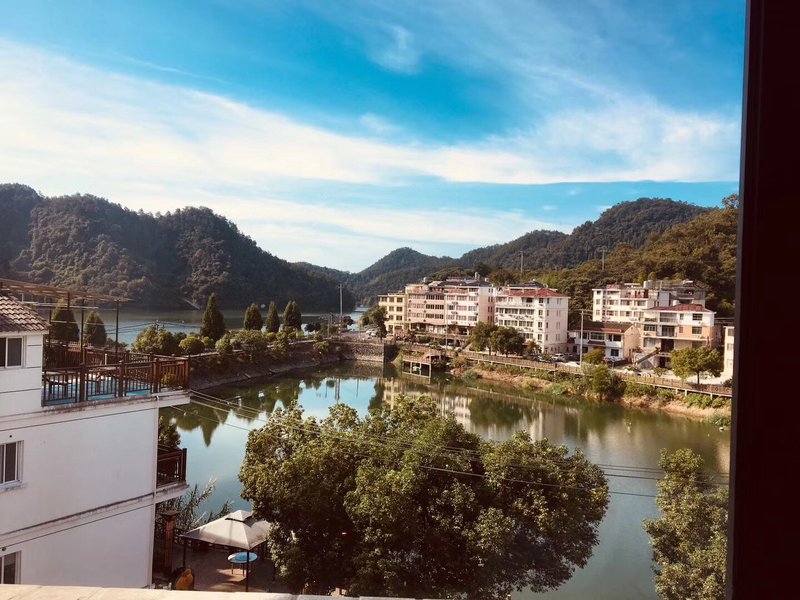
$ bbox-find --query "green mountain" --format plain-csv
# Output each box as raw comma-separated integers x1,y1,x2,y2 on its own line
0,184,354,311
325,197,711,303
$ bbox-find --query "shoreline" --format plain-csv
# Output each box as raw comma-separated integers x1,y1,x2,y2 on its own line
451,364,730,421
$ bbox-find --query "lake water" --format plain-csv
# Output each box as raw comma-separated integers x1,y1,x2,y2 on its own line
161,361,730,600
108,307,367,346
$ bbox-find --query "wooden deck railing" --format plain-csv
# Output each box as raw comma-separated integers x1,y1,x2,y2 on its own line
156,446,187,487
42,357,190,406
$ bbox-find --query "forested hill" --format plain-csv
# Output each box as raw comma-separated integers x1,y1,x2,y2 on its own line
0,183,354,311
320,197,711,303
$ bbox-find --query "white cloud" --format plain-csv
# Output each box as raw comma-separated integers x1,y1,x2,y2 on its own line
368,25,421,74
0,39,739,269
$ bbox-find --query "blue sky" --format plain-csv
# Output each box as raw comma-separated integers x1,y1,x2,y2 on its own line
0,0,744,271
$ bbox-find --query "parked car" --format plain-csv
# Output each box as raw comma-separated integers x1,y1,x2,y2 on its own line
551,354,566,362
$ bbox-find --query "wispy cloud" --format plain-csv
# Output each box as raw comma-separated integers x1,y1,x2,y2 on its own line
367,24,421,74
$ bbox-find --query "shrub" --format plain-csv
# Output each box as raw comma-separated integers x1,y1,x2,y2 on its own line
705,413,731,428
684,393,728,410
547,383,568,396
624,382,657,398
463,369,481,381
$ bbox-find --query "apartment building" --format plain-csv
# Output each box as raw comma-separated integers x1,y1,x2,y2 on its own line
405,278,494,339
568,321,641,361
639,303,717,368
592,279,706,323
722,326,735,380
377,292,406,334
494,284,569,354
0,289,190,588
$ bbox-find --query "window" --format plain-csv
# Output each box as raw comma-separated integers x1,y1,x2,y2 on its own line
1,337,23,368
644,324,657,332
692,313,702,321
1,442,21,486
0,552,19,584
692,326,702,335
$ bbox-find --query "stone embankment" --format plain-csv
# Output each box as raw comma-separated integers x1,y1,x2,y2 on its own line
186,338,391,390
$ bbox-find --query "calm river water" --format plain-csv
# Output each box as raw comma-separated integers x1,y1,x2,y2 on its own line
160,361,730,600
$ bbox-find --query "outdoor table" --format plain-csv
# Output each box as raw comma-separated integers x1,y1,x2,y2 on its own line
227,551,257,574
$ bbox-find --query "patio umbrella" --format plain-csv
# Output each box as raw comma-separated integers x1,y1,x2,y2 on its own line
181,510,271,591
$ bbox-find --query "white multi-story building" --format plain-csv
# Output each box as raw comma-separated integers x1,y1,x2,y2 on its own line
568,321,641,361
494,284,569,354
592,280,706,323
0,291,190,588
405,278,494,339
377,292,406,334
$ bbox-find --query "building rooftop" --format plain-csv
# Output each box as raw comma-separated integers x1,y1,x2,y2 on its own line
504,288,566,298
0,293,50,333
647,303,712,312
574,320,635,332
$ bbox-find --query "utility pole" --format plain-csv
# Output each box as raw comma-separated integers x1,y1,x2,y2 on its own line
519,250,524,275
597,247,607,272
578,308,591,365
339,284,343,332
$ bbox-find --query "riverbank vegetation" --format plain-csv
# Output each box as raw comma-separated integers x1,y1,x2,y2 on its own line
240,394,610,599
449,362,730,420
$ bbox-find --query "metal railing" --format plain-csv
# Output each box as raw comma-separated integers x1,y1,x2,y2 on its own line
42,357,190,406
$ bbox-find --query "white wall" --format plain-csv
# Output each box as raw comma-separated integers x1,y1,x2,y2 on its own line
13,504,154,588
0,407,158,533
0,334,44,417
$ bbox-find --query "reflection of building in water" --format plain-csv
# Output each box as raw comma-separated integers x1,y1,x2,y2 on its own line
379,377,575,444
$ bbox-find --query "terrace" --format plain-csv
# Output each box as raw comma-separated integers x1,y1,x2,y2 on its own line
43,345,190,406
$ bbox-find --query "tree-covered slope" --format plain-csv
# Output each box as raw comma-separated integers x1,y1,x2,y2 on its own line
1,185,352,311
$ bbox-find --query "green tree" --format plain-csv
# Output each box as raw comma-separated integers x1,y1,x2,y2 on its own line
359,305,387,338
469,321,498,353
523,339,540,356
83,310,107,346
243,303,263,331
50,299,79,343
132,324,185,356
643,449,727,600
240,395,609,598
159,477,233,532
670,347,723,385
583,348,606,365
200,293,226,341
158,415,181,449
282,299,302,331
591,364,625,401
489,325,525,356
265,301,280,333
178,333,206,355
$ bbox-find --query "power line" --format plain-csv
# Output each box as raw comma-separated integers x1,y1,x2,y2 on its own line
182,390,728,490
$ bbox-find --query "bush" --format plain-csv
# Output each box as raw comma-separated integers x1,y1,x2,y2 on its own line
463,369,481,381
179,334,206,355
684,393,728,410
624,382,657,398
705,413,731,428
547,383,568,396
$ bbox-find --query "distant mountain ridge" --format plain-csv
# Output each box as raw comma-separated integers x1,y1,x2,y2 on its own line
299,197,710,302
2,182,712,310
0,183,354,311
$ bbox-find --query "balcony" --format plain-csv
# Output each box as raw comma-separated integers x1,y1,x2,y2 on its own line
156,445,187,488
42,356,189,406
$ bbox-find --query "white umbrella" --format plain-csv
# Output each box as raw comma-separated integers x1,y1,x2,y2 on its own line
181,510,271,590
182,510,270,550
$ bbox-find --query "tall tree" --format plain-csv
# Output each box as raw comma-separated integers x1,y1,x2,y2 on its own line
265,301,280,333
83,310,107,346
643,449,727,600
670,346,723,385
240,395,609,598
359,305,387,338
50,299,79,343
469,321,498,353
200,293,226,341
243,303,263,331
489,325,525,356
282,299,302,331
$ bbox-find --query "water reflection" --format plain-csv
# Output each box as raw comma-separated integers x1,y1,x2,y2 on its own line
165,362,730,600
